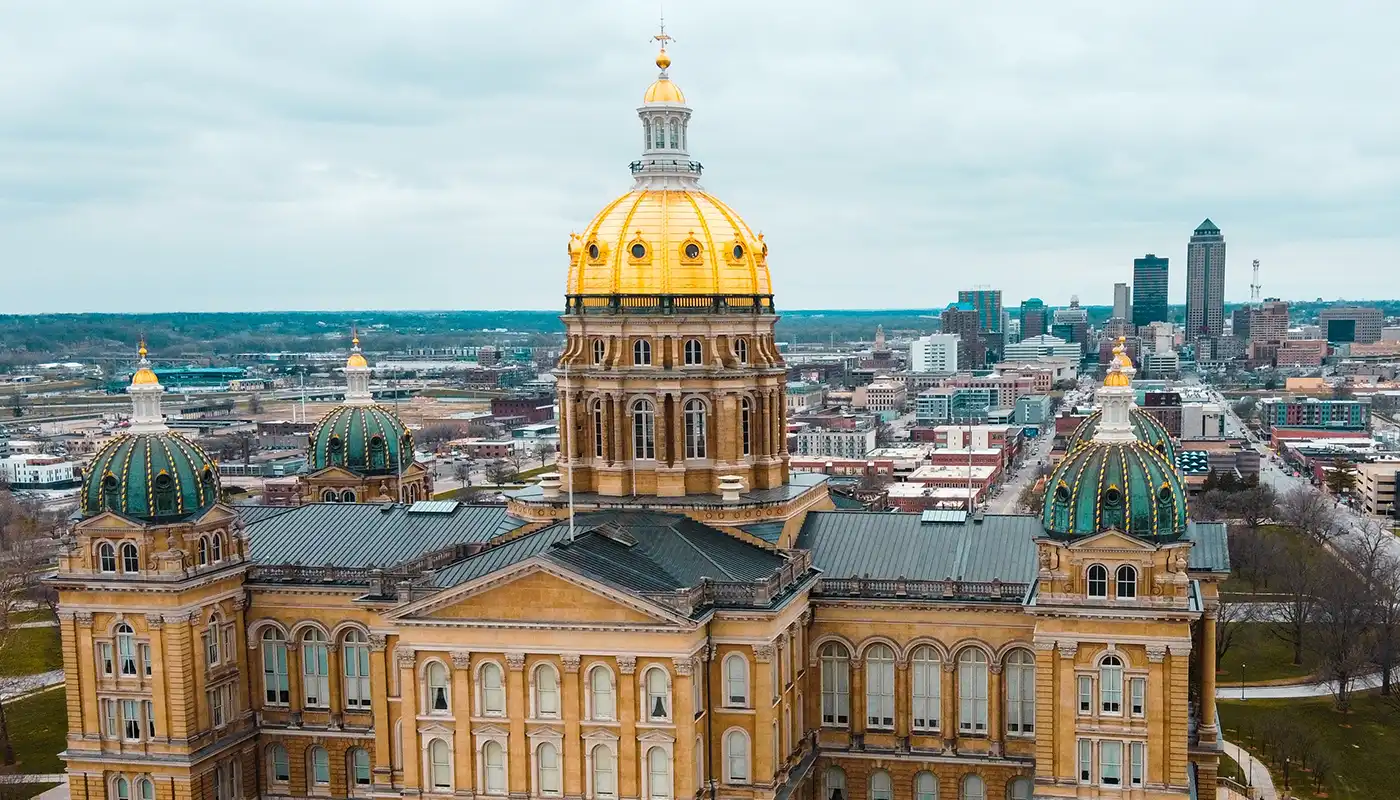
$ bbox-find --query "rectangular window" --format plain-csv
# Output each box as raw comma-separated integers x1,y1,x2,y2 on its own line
204,630,219,666
1078,676,1092,714
1130,677,1146,717
144,700,156,739
1101,675,1122,715
1077,739,1092,784
222,626,235,665
102,699,117,738
122,699,141,741
99,642,114,677
209,686,226,728
911,658,940,732
1100,741,1123,786
273,748,291,783
140,644,152,678
1129,742,1145,787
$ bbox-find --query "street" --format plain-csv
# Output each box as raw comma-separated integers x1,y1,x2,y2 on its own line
987,430,1056,514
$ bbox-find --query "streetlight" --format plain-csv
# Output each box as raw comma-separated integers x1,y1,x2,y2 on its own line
1241,662,1246,701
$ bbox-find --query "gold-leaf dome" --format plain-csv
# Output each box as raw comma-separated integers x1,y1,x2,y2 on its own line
347,332,368,369
644,76,685,104
131,341,159,385
568,190,771,296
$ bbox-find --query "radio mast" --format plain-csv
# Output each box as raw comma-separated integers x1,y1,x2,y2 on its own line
1250,259,1261,306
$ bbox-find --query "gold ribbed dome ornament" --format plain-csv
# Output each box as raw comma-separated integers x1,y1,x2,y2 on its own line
130,340,159,385
1104,338,1133,387
346,329,368,369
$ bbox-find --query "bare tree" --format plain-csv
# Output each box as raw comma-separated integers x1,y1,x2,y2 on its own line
1233,484,1277,530
1265,537,1323,666
1341,522,1400,695
485,459,518,485
1215,600,1257,667
417,423,466,450
1324,458,1359,497
0,494,59,766
1309,559,1372,712
531,439,556,465
1276,485,1339,544
452,461,474,486
248,392,264,415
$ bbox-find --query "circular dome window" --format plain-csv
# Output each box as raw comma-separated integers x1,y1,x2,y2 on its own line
684,242,700,259
588,243,600,260
1054,485,1070,503
154,474,173,491
732,244,745,259
1104,487,1122,505
1158,486,1174,503
102,474,119,490
631,243,647,259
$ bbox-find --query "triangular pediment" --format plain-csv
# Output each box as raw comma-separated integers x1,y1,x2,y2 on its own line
391,560,690,627
76,511,146,531
1070,529,1158,552
303,465,363,481
472,723,510,737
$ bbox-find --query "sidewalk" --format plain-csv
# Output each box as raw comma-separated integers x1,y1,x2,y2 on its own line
0,669,63,701
1217,666,1400,699
1222,740,1279,800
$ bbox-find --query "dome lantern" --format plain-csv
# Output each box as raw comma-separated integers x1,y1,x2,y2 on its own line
344,328,373,405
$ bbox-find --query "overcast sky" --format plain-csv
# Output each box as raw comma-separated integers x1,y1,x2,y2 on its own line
2,1,1397,313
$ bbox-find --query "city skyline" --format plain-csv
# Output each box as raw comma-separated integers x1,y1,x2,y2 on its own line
4,2,1400,313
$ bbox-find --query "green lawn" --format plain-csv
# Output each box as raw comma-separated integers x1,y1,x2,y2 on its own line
0,627,60,677
3,686,67,774
9,610,55,626
1220,692,1400,800
1217,623,1317,684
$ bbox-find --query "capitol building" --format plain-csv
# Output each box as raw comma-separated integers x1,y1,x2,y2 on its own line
52,34,1228,800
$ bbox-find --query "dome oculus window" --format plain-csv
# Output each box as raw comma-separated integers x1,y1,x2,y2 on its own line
1103,487,1122,505
1054,484,1071,503
631,243,647,259
1157,486,1173,504
588,243,601,260
732,244,744,260
684,242,701,259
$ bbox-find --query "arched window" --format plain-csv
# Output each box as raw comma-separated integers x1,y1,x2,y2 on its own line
683,399,706,459
116,622,137,676
643,120,652,150
269,743,291,783
915,771,938,800
483,740,506,794
869,771,892,800
961,774,986,800
137,778,154,800
481,662,506,716
210,533,223,562
328,436,344,466
101,473,121,511
632,400,656,460
591,744,616,799
120,542,139,573
723,654,748,707
589,666,615,720
369,436,387,470
669,119,679,149
197,536,209,566
644,666,670,721
823,767,846,800
725,730,749,784
534,663,560,718
1087,564,1109,599
633,339,652,366
684,339,703,366
957,649,989,734
646,747,671,799
1007,777,1032,800
343,630,371,709
302,629,330,708
99,542,117,573
341,489,356,502
261,629,290,704
537,742,561,796
652,120,664,149
910,645,940,732
426,661,450,714
865,645,895,729
1005,650,1035,735
735,337,749,364
740,397,752,457
429,738,451,790
152,473,176,515
309,746,331,787
1100,655,1124,714
592,338,606,365
350,748,372,787
1116,565,1138,599
113,777,130,800
321,489,337,502
819,642,850,725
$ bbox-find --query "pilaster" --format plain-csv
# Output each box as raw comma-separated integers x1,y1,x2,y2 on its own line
69,611,94,740
163,612,196,740
452,650,474,791
988,661,1004,757
396,647,420,791
368,635,392,788
506,651,528,794
1146,644,1167,788
563,654,583,797
617,655,638,798
672,657,696,798
754,645,774,782
1054,642,1078,781
146,614,169,742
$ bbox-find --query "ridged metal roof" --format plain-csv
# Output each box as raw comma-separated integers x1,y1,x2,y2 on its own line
797,511,1041,584
1184,521,1230,573
246,502,523,568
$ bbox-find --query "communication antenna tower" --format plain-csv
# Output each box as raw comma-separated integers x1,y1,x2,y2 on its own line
1250,259,1262,306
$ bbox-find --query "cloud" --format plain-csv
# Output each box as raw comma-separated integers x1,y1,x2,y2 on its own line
0,0,1396,312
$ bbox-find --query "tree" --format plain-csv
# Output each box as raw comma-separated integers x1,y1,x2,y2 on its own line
1332,383,1354,400
875,422,897,448
1215,600,1257,667
1190,490,1232,522
1309,558,1372,712
0,491,60,765
1324,458,1359,496
416,423,466,450
1232,484,1277,530
531,439,556,465
1018,477,1048,516
6,393,21,418
484,459,518,485
248,392,264,414
1232,396,1259,421
1341,522,1400,696
452,461,474,486
1265,537,1324,666
1276,485,1339,544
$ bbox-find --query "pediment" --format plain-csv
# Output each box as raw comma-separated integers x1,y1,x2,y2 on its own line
303,465,362,481
418,722,454,736
582,728,621,743
76,511,146,532
638,730,676,744
1069,529,1157,552
527,725,565,738
473,723,510,738
391,561,690,627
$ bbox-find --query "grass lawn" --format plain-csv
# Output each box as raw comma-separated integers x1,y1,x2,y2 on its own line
0,627,60,677
9,610,56,625
3,686,67,774
1217,623,1316,684
1220,692,1400,800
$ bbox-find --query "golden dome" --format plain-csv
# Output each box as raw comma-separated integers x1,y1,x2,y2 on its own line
1103,371,1132,388
568,190,771,296
131,368,159,385
644,76,685,104
347,332,368,368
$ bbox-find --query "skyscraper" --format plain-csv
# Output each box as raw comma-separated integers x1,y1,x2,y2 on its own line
958,288,1003,333
1185,219,1226,341
941,302,986,369
1132,254,1169,326
1019,298,1047,339
1113,283,1131,320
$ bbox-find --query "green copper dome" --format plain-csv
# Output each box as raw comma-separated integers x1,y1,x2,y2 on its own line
1042,440,1188,542
1069,408,1177,464
80,433,221,522
308,405,413,475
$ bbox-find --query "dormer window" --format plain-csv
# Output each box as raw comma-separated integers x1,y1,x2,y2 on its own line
152,473,176,515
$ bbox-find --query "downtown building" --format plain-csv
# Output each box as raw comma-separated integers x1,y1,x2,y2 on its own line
1131,255,1169,327
1184,220,1226,352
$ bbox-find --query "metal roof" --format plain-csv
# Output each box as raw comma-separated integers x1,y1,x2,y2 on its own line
1184,521,1230,573
246,502,523,568
921,509,968,524
739,521,786,544
797,511,1041,584
408,500,460,514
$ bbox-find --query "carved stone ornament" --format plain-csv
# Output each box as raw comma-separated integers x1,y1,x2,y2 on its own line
942,660,957,673
672,658,693,677
57,610,76,622
451,651,472,669
506,652,527,671
1145,645,1168,663
989,663,1004,675
754,645,775,663
145,613,165,628
799,609,813,627
562,654,582,674
368,634,388,652
75,611,94,626
1057,642,1079,659
231,595,247,611
1032,641,1057,652
617,655,637,675
1167,642,1192,657
395,647,417,668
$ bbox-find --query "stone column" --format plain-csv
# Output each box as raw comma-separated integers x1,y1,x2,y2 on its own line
286,630,303,717
368,635,392,788
1145,645,1167,788
618,656,639,799
769,389,782,459
1055,642,1077,781
1167,643,1191,787
1200,610,1219,742
893,654,910,740
1032,642,1057,780
562,655,583,798
145,615,169,741
72,612,97,738
988,661,1004,756
940,660,956,753
452,651,474,791
656,393,671,466
506,652,528,795
164,612,196,740
397,648,420,791
613,394,628,465
672,658,696,799
754,646,775,783
230,597,251,724
849,652,865,736
326,642,343,728
670,393,684,466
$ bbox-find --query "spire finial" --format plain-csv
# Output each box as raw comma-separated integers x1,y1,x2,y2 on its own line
138,337,148,361
652,15,673,72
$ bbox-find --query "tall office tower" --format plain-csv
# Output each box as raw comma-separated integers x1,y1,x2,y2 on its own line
1132,254,1169,326
1249,299,1290,366
941,302,986,369
1186,219,1227,341
958,288,1003,333
1020,298,1048,339
1232,307,1251,341
909,333,960,374
1113,283,1131,320
1052,297,1090,355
